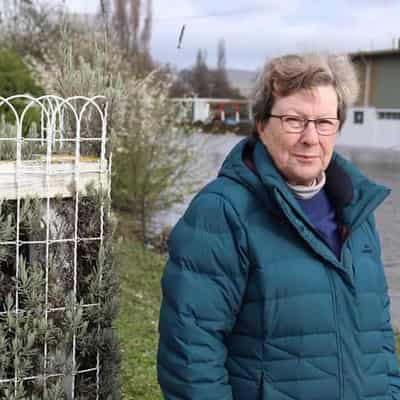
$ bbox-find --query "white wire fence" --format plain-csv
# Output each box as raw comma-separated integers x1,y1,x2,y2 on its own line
0,95,114,399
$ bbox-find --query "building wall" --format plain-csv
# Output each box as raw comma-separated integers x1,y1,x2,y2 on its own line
353,53,400,108
338,107,400,149
372,57,400,108
353,60,367,107
353,55,400,108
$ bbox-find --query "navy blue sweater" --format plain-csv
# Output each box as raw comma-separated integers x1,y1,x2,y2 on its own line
296,188,342,259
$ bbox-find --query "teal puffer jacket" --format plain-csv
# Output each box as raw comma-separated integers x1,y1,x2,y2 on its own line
157,138,400,400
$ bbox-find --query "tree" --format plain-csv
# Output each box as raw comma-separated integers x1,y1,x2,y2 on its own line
140,0,152,69
211,38,230,98
0,0,64,61
0,48,43,133
112,73,201,242
169,39,244,99
168,67,194,98
191,49,211,97
3,0,202,243
109,0,153,73
0,48,43,97
33,25,202,243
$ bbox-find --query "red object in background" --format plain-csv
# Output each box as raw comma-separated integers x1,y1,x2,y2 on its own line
233,103,240,113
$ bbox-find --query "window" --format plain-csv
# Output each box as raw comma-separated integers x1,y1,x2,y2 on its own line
354,111,364,124
377,111,400,120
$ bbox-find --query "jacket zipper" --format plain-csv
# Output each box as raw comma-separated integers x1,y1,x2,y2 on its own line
331,230,353,400
327,267,343,400
275,189,356,400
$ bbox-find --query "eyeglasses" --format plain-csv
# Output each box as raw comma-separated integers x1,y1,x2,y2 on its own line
268,114,340,136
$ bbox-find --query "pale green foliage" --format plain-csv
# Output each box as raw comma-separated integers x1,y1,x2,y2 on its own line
32,25,203,242
0,189,119,398
0,8,121,400
0,113,43,161
113,71,201,241
32,27,127,139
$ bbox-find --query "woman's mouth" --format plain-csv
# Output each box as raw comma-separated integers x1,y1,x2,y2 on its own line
294,154,319,162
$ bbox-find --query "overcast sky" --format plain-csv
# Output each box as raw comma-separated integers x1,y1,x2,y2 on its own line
65,0,400,71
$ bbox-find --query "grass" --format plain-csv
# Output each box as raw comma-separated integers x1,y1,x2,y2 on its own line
114,240,165,400
114,235,400,399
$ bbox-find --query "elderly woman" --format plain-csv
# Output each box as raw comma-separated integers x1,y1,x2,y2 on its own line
157,53,400,400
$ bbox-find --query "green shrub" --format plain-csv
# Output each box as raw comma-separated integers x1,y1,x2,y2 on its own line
0,188,120,398
0,49,43,97
0,49,44,135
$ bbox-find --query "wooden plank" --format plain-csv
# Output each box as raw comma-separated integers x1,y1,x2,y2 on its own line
0,158,108,200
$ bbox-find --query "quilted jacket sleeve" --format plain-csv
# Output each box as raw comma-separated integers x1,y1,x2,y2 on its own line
157,192,249,400
368,216,400,399
382,291,400,399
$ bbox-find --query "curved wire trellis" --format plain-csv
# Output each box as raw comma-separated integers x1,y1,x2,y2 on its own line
0,95,111,399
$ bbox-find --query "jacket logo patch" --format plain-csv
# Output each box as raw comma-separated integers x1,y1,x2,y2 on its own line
362,244,373,254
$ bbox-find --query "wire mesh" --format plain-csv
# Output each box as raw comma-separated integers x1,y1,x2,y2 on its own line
0,95,110,399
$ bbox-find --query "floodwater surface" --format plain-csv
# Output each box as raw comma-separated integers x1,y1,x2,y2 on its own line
360,163,400,326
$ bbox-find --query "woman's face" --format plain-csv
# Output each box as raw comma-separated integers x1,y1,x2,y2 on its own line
257,85,339,186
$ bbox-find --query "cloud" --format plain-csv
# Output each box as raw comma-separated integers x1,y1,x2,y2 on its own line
64,0,400,70
153,0,400,70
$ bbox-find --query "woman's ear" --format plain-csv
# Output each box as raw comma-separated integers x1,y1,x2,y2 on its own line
256,120,266,140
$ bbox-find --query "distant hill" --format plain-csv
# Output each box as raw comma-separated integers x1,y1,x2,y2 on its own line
227,69,258,98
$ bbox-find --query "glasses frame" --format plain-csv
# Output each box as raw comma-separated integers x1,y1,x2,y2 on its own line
268,114,340,136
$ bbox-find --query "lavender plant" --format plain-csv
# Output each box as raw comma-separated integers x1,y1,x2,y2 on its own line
0,186,119,399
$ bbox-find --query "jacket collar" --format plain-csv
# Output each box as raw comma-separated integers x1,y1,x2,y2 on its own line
326,151,390,230
220,138,390,230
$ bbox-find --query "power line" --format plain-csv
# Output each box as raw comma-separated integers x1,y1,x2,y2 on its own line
156,6,265,22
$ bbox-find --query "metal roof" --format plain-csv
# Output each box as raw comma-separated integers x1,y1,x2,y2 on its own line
350,48,400,58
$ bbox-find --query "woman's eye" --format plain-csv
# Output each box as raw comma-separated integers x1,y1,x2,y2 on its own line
285,117,303,124
318,119,334,126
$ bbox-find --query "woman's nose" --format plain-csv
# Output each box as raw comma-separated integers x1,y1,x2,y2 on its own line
300,120,320,143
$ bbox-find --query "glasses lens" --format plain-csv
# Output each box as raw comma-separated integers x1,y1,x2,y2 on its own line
316,119,338,135
282,116,304,132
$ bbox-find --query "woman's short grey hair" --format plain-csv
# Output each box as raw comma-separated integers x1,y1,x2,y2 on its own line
251,53,360,138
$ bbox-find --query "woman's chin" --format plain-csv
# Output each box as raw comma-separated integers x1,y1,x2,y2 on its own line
287,167,322,186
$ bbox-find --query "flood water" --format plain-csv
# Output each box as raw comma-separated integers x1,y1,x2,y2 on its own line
163,134,400,327
359,163,400,327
